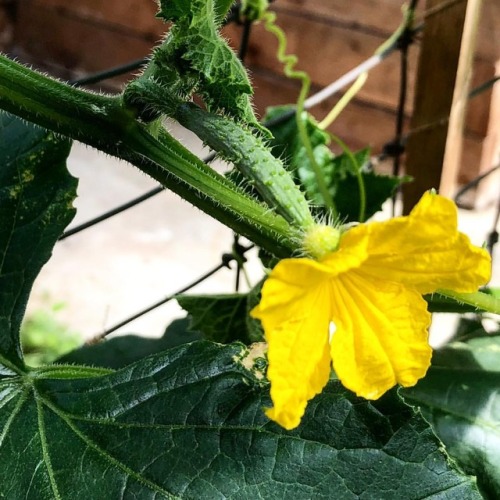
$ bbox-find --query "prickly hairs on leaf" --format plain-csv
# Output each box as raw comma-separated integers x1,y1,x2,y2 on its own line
153,0,263,132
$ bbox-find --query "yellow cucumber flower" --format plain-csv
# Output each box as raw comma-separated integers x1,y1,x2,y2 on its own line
251,192,491,430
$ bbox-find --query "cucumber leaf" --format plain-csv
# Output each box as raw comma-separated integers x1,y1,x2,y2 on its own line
156,0,261,130
403,335,500,498
0,341,481,498
0,112,75,369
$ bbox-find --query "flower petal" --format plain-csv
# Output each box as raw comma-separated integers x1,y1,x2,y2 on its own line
330,271,432,399
342,192,491,294
251,259,332,429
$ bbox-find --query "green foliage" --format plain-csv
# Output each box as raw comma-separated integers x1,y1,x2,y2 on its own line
58,317,202,369
451,315,500,343
0,2,498,496
21,305,82,366
0,341,481,498
0,112,76,369
403,335,500,498
178,292,264,344
0,112,482,498
265,106,407,221
432,334,500,371
155,0,262,131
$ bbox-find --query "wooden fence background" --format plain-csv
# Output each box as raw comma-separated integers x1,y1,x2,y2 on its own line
1,0,499,201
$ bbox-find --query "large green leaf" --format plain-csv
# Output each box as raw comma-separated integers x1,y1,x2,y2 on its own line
431,335,500,372
403,336,500,498
58,317,202,369
0,112,75,369
0,341,480,498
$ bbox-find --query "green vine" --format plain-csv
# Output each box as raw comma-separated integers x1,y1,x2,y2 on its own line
437,289,500,315
0,55,298,257
261,11,338,220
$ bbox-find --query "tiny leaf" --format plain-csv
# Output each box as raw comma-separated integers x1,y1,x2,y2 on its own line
58,317,202,369
177,293,253,343
156,0,261,130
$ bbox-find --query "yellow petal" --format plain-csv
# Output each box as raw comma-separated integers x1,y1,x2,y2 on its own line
342,192,491,294
330,271,432,399
251,259,332,430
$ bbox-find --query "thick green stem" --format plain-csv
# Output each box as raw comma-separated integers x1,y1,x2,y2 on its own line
126,127,299,255
0,55,297,257
436,289,500,315
0,54,133,146
125,79,314,230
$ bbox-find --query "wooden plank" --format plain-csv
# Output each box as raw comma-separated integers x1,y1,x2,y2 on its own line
466,59,496,136
402,0,469,213
440,0,483,198
0,6,14,51
14,5,155,86
459,134,488,183
275,0,422,36
29,0,500,62
475,60,500,207
273,0,497,67
475,0,500,61
27,0,164,37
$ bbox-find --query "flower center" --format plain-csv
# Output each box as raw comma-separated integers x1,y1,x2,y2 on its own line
303,224,341,260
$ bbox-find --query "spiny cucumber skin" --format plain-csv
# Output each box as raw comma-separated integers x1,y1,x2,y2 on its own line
175,103,314,229
124,81,313,229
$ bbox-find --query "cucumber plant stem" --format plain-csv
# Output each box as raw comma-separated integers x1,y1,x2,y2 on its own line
0,55,297,257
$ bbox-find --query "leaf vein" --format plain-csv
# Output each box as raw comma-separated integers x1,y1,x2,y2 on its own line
40,394,181,499
0,385,30,446
36,391,62,500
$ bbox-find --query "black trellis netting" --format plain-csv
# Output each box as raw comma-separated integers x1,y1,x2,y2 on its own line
51,2,498,339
